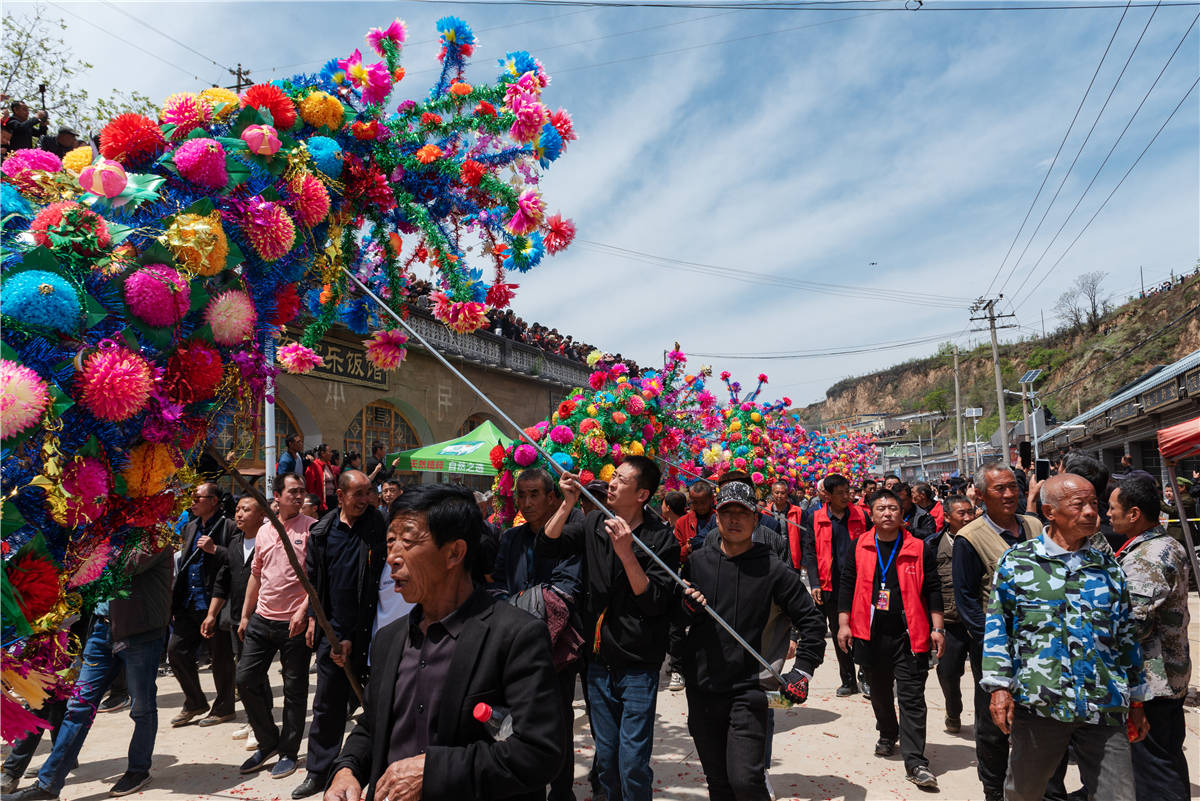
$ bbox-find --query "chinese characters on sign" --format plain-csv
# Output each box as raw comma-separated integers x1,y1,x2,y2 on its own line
307,339,389,389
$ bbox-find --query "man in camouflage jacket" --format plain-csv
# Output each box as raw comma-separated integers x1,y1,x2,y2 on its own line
981,474,1148,801
1110,475,1192,801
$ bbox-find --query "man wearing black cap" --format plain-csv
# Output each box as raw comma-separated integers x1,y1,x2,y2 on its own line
38,126,78,158
679,480,826,800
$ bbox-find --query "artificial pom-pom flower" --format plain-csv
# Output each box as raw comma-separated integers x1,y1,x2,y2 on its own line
0,270,80,333
6,544,59,623
367,18,407,56
549,424,574,445
550,108,577,145
0,148,63,192
419,112,442,127
67,538,112,588
490,444,507,470
534,123,563,167
241,201,296,261
475,101,496,116
558,400,576,418
351,120,381,140
199,86,240,119
757,373,769,383
278,342,324,374
365,328,409,369
124,264,190,327
166,211,228,276
288,172,331,227
29,201,111,254
205,290,257,345
507,94,549,143
598,464,615,483
1,696,51,744
542,213,575,254
61,146,94,176
449,81,473,97
415,144,442,164
161,92,212,137
586,350,604,368
306,136,343,177
588,372,606,391
78,159,127,198
241,83,297,129
0,360,49,436
342,156,395,212
625,395,646,415
338,50,393,106
459,159,485,186
298,90,345,130
271,283,301,325
241,124,281,156
506,189,545,235
122,441,176,498
485,282,517,309
78,346,153,422
437,16,476,49
430,293,488,333
99,114,165,165
513,444,537,467
173,138,228,188
58,456,109,528
165,340,224,404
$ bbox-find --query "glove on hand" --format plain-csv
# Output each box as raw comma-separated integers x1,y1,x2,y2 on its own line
780,670,810,705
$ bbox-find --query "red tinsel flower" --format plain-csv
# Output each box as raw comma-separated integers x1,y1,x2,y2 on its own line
542,213,575,255
420,112,442,127
459,159,485,187
351,120,380,140
30,201,112,255
271,283,301,326
99,114,165,166
165,340,224,404
474,101,496,117
579,469,595,484
414,244,428,262
6,548,59,623
550,108,577,144
757,373,768,383
241,83,297,129
343,155,396,213
484,281,516,309
489,444,506,470
558,400,576,418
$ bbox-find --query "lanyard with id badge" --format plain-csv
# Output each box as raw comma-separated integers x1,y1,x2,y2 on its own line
870,533,900,625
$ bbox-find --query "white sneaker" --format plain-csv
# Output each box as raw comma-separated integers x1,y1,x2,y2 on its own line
765,770,776,801
668,672,685,692
231,724,250,740
246,731,259,751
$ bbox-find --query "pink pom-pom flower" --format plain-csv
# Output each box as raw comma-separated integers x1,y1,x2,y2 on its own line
242,201,296,261
549,424,574,445
161,92,212,138
542,213,575,255
288,173,331,227
77,159,128,198
173,138,228,188
61,456,110,528
0,148,63,191
0,359,50,435
78,345,154,422
367,18,407,56
241,124,281,156
205,289,257,345
625,395,646,415
365,328,408,369
513,444,538,466
277,342,323,375
506,190,545,236
124,264,190,327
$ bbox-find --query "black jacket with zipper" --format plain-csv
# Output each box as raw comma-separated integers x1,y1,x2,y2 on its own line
680,542,826,693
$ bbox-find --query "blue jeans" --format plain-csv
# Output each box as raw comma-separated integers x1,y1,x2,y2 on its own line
36,619,163,794
585,663,658,801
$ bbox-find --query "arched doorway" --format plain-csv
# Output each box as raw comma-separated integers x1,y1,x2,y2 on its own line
344,401,422,486
458,412,500,438
211,401,301,493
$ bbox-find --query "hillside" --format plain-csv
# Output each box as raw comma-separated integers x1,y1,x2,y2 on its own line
800,273,1200,448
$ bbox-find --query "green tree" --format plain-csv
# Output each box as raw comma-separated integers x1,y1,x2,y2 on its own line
922,387,949,417
2,3,154,138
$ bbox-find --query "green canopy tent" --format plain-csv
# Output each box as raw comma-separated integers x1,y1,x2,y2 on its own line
388,420,513,476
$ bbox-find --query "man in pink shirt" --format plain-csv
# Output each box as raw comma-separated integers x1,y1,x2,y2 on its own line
236,473,316,780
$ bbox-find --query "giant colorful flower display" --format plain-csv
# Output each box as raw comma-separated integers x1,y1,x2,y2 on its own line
0,15,574,742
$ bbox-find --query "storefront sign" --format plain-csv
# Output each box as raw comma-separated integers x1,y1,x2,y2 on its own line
1109,399,1139,423
1140,380,1178,412
1185,368,1200,397
308,339,388,389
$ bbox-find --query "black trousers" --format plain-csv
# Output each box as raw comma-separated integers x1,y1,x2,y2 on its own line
820,596,855,687
168,606,235,716
967,640,1068,801
304,640,361,782
686,687,770,801
236,613,311,759
2,698,67,779
857,631,929,773
550,664,578,801
936,621,975,720
1131,696,1189,801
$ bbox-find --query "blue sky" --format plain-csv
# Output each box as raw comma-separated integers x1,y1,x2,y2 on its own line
18,0,1199,406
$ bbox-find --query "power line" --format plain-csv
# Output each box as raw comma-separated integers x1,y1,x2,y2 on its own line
577,240,976,307
996,1,1164,297
690,329,968,359
45,1,208,83
1011,73,1200,311
404,0,1198,10
984,0,1132,297
98,0,233,73
1008,14,1199,309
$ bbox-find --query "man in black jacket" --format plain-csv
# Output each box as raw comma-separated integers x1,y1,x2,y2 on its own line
169,482,238,728
680,481,826,801
542,456,681,801
323,484,563,801
297,470,387,799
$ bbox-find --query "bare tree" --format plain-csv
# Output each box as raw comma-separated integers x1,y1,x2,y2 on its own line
1076,270,1108,333
1054,288,1084,331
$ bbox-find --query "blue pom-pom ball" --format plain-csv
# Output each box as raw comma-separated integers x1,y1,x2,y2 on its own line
307,136,342,178
551,451,575,472
1,270,81,332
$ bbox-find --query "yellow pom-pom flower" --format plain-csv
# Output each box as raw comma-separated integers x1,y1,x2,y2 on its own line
123,442,176,497
62,146,94,176
627,440,645,456
199,87,240,120
586,350,603,368
299,91,345,130
598,464,615,483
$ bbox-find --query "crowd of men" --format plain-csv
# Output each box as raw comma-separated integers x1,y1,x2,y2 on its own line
1,98,83,162
0,449,1193,801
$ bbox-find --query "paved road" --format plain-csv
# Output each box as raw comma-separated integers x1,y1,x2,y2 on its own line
6,617,1199,801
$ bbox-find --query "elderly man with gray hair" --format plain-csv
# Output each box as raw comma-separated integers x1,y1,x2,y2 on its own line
981,473,1148,801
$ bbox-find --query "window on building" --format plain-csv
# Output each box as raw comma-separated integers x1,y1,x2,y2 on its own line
345,401,422,485
458,412,499,438
211,402,300,494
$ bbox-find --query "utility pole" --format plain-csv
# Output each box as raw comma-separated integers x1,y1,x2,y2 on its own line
1041,310,1046,338
1139,265,1144,297
971,297,1017,468
227,63,252,93
953,346,965,476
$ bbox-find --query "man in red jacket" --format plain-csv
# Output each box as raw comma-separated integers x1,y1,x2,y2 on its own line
801,474,868,696
766,480,805,567
836,489,945,790
674,480,717,561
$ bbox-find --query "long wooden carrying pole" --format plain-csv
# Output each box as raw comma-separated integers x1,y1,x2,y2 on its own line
206,445,365,706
